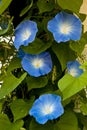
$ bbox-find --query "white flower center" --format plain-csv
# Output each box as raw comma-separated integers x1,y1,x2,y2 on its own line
42,104,54,115
60,23,72,34
69,68,78,76
22,29,31,40
32,58,44,68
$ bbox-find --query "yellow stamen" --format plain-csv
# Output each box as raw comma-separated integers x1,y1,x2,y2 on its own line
32,59,43,68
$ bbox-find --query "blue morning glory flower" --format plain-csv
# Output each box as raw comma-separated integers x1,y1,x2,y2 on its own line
17,48,25,59
29,94,64,124
67,60,84,77
14,20,38,49
47,11,82,43
21,51,52,77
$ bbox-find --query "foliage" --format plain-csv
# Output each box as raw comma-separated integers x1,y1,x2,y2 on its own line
0,0,87,130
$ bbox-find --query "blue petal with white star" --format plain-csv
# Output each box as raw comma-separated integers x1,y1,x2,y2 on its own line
47,11,82,43
67,60,84,77
14,20,38,49
21,51,52,77
29,94,64,124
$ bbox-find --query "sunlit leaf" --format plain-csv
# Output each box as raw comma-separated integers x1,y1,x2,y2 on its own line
57,0,83,13
0,0,12,15
0,73,27,99
80,102,87,115
58,71,87,100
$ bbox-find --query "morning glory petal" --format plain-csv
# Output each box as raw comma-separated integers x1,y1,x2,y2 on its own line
21,52,52,77
29,94,64,124
67,60,84,77
47,11,82,43
14,20,38,49
17,48,25,59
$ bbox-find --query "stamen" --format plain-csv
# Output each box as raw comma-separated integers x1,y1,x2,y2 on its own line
22,30,31,40
32,58,44,68
69,68,77,76
42,104,54,115
60,23,72,34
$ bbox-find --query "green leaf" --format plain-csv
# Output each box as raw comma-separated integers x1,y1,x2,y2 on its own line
10,98,34,121
70,32,87,55
80,61,87,70
79,115,87,130
0,0,12,15
54,110,78,130
29,118,54,130
58,71,87,100
0,99,5,112
20,0,33,17
0,73,27,99
37,0,55,13
12,120,24,130
21,38,52,54
80,103,87,115
0,17,13,36
58,0,83,13
7,57,21,73
78,13,86,22
52,43,76,71
0,114,24,130
26,76,48,91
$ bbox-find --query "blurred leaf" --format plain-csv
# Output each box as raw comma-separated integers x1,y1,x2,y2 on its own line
12,120,24,130
54,110,78,130
21,38,52,54
79,115,87,130
0,72,27,99
29,118,54,130
70,32,87,55
20,0,33,17
7,57,21,73
37,0,55,13
10,98,34,122
57,0,83,13
0,114,24,130
0,114,12,130
52,43,76,71
80,103,87,115
80,61,87,70
0,17,13,36
0,0,12,15
0,99,4,112
58,71,87,100
26,76,48,91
